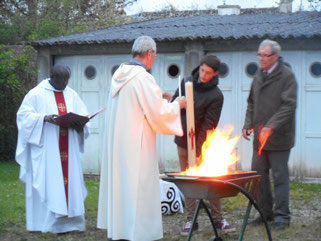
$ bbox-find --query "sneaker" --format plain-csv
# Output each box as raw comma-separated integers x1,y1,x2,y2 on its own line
180,221,199,236
214,219,236,233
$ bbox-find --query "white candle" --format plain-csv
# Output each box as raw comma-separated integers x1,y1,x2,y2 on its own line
185,82,197,168
178,75,182,97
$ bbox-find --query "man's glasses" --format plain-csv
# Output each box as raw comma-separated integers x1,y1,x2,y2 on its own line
257,53,275,58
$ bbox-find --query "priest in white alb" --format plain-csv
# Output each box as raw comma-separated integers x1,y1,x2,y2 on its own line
15,64,90,233
97,36,186,241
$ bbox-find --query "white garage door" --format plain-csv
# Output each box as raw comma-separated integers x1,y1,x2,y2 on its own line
55,50,321,177
213,50,321,177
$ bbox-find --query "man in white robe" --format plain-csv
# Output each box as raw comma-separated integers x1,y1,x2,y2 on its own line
97,36,186,241
15,64,90,233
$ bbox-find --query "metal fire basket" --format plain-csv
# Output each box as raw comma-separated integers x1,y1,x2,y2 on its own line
163,171,272,241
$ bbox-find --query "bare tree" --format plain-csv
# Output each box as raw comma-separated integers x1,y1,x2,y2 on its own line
0,0,137,44
307,0,321,10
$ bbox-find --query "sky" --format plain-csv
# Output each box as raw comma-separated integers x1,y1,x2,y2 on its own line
125,0,315,15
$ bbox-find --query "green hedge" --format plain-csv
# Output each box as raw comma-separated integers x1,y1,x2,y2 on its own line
0,45,37,161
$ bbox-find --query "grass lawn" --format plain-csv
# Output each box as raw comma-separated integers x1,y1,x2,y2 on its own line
0,161,25,229
1,161,321,241
0,161,100,235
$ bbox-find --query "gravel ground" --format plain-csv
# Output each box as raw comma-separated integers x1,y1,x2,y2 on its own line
162,196,321,241
1,195,320,241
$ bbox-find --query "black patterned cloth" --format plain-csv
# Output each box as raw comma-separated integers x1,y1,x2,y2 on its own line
160,180,184,215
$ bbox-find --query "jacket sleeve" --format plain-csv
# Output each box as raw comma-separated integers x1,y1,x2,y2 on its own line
265,73,297,131
196,93,223,157
243,81,255,130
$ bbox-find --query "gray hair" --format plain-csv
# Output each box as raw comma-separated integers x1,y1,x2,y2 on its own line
132,36,157,57
259,39,281,55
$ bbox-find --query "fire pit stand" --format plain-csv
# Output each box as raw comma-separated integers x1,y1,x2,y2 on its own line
163,172,272,241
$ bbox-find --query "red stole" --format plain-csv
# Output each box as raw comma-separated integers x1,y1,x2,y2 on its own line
54,91,69,206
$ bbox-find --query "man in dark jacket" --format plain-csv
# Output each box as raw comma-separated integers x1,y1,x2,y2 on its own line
242,39,297,230
172,55,235,236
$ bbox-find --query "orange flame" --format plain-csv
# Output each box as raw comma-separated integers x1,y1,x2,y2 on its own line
184,126,240,177
258,127,273,155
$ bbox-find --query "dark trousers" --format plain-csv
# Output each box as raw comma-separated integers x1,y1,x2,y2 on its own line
177,146,223,221
251,149,291,223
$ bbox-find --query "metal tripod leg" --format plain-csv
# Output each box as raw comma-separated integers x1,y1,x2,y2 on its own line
238,201,252,241
187,199,221,241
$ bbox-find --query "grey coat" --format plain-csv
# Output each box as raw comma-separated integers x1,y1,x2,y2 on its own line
243,57,297,151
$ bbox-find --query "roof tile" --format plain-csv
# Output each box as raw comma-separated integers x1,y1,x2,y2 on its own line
31,11,321,46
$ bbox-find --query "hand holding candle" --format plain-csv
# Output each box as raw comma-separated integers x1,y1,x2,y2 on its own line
162,92,173,101
174,96,186,109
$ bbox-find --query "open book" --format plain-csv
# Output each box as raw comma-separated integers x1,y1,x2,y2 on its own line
54,107,106,128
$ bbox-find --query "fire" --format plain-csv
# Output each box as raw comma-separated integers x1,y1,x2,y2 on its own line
184,126,240,177
258,127,273,155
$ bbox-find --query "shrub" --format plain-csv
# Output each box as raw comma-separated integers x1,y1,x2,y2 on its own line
0,45,37,161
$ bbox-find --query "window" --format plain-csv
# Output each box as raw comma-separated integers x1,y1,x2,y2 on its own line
245,62,258,77
84,65,96,80
167,64,180,78
219,62,229,78
310,62,321,78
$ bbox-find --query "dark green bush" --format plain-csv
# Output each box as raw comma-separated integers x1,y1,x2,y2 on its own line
0,45,37,161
